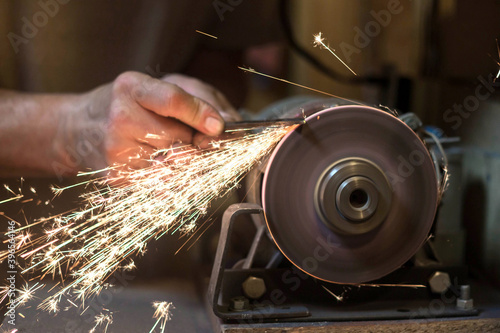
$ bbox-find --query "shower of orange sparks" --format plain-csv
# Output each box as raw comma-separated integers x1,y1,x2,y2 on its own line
0,124,298,317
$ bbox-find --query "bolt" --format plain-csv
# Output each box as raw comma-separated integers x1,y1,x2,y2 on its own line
460,285,470,299
229,296,249,312
428,271,451,294
242,276,266,300
457,285,474,310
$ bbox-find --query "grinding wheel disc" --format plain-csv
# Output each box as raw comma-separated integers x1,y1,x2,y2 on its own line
262,106,438,283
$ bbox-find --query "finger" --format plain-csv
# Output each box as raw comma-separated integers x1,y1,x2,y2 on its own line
123,108,194,149
161,74,239,121
193,132,213,149
127,73,225,136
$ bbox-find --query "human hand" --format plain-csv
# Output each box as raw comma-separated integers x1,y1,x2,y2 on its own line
160,74,242,148
71,71,229,172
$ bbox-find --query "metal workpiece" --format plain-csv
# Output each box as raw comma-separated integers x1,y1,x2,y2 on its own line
225,118,305,131
242,276,266,300
428,271,452,293
261,106,439,284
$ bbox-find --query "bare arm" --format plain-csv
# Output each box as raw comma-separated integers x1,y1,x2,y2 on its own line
0,72,233,179
0,90,82,177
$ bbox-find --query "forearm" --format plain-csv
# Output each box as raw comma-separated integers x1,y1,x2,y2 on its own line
0,89,85,177
0,72,230,179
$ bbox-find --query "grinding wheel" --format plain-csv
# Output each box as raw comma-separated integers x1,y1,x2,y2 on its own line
262,106,438,284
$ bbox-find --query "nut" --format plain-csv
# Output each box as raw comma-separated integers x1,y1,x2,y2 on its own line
457,298,474,310
428,271,451,294
229,296,249,311
242,276,266,300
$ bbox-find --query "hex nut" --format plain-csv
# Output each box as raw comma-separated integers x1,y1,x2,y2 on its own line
229,296,249,311
457,298,474,310
428,271,451,294
242,276,266,300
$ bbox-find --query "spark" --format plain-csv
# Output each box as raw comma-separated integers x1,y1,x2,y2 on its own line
0,123,298,316
89,312,113,333
149,301,174,333
354,283,426,288
1,283,44,314
322,281,425,303
17,283,44,306
496,39,500,80
3,184,16,195
0,195,23,205
145,133,166,140
120,260,136,271
487,39,500,82
195,30,218,39
313,32,357,76
1,184,23,204
239,66,351,100
0,287,8,305
40,298,60,313
20,238,58,259
321,285,345,302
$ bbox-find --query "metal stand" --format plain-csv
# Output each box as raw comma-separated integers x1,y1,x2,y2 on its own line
207,204,479,324
207,203,309,321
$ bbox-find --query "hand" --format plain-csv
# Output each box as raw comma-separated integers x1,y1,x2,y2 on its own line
160,74,242,148
70,71,229,172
